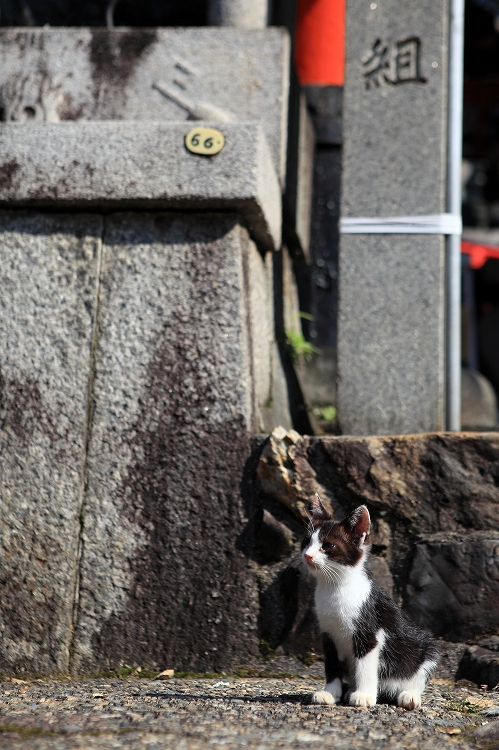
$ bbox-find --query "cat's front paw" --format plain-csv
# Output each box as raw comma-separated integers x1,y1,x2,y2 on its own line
312,690,336,705
348,691,376,708
398,691,421,710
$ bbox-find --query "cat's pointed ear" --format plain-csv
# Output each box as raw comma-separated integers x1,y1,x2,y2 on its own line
310,493,330,520
344,505,370,546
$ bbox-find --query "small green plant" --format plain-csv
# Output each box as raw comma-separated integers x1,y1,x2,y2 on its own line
445,696,481,714
301,652,319,667
313,405,337,422
283,331,321,362
259,639,275,661
0,725,57,737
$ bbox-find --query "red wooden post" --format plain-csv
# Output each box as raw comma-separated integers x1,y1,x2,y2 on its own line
294,0,346,85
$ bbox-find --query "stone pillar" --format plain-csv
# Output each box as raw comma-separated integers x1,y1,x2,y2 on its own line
208,0,269,28
0,28,290,674
337,0,449,435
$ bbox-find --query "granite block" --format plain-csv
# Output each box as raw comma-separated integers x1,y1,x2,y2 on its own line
341,0,448,217
0,211,101,673
0,27,289,182
338,0,450,435
0,121,281,251
337,234,445,435
71,214,262,674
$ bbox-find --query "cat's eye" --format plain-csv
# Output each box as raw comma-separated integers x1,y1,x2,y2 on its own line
322,542,334,552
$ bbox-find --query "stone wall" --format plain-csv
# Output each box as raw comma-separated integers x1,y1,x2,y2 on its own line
255,429,499,652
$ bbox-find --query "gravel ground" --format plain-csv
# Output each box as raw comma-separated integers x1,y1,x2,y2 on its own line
0,643,496,749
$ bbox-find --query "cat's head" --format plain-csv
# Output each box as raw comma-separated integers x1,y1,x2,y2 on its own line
301,494,371,577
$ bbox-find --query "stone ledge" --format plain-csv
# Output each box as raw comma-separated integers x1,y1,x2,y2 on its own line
0,121,281,251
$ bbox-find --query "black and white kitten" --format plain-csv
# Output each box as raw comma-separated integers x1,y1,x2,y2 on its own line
301,495,439,710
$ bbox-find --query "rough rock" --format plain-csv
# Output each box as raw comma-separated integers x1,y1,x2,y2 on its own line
309,432,499,534
405,532,499,640
367,556,394,597
479,637,499,652
254,509,295,563
457,646,499,691
256,427,338,521
475,719,499,745
256,431,499,643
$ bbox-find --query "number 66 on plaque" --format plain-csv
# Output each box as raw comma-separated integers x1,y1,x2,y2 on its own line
185,127,225,156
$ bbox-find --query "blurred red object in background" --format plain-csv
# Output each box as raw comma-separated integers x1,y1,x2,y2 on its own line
462,240,499,269
295,0,346,85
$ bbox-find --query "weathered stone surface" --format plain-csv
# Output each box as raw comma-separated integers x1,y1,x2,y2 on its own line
405,532,499,641
0,122,281,251
284,92,315,260
338,234,445,435
457,646,499,691
254,509,295,564
475,720,499,745
310,432,499,534
246,248,292,432
342,1,448,217
256,431,499,643
338,0,449,435
0,211,101,673
256,427,338,521
0,28,289,181
71,214,269,674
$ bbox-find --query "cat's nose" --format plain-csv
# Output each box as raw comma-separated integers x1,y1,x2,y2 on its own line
304,553,313,562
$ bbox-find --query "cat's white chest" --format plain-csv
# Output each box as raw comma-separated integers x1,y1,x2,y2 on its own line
314,568,371,663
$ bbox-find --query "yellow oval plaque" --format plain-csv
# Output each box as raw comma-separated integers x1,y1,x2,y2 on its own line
185,127,225,156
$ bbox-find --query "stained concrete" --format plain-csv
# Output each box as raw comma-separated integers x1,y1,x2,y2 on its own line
71,214,267,674
0,211,101,673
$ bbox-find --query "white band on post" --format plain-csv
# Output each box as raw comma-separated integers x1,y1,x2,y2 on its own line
339,213,462,235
